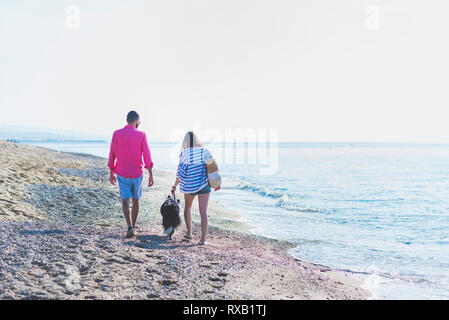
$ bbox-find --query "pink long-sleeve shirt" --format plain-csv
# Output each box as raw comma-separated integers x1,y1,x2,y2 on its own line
108,125,154,178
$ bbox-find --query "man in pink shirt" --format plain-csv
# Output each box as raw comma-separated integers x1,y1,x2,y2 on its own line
108,111,154,238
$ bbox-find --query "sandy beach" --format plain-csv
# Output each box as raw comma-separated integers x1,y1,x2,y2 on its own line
0,140,369,300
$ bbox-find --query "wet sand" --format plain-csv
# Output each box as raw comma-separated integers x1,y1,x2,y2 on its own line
0,140,369,299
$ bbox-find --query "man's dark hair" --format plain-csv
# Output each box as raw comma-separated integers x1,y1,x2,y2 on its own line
127,111,140,124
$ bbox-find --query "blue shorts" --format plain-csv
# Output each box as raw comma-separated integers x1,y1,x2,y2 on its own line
188,184,211,196
117,174,143,200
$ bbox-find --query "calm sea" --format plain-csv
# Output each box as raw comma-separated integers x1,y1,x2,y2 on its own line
25,140,449,299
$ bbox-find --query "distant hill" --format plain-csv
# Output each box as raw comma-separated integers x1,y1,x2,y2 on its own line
0,125,108,142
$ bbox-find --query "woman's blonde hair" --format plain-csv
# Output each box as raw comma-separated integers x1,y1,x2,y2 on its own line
182,131,203,150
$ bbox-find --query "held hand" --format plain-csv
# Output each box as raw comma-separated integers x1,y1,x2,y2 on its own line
170,186,177,194
214,185,221,191
109,173,117,185
148,176,154,187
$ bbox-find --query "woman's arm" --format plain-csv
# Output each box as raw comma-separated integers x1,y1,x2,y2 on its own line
171,177,180,194
172,151,182,193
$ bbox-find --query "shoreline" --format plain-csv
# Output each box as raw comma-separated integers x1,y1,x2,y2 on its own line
0,140,370,299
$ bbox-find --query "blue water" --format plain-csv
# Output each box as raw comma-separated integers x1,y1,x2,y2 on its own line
25,141,449,299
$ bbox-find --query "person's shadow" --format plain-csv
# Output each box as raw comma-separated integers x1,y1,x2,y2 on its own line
125,234,196,250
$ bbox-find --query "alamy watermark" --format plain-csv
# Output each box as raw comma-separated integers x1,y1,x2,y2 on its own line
363,265,382,299
169,121,279,175
365,5,381,30
65,5,81,30
64,265,81,290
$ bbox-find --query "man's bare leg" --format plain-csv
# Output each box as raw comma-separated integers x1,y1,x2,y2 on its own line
122,199,132,228
131,198,139,229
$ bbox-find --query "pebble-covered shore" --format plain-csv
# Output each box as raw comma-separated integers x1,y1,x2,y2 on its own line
0,140,369,299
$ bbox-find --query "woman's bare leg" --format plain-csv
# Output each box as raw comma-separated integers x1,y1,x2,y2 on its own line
198,193,210,242
183,193,195,237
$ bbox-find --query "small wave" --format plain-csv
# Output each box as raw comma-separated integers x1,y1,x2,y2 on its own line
276,195,322,213
234,181,285,199
225,178,324,213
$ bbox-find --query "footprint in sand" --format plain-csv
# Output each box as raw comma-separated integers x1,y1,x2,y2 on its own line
122,256,143,263
147,254,163,260
159,279,177,286
145,268,161,275
79,266,89,275
211,284,224,289
105,257,122,264
31,260,45,267
209,276,226,289
208,277,222,282
27,293,47,299
203,290,215,294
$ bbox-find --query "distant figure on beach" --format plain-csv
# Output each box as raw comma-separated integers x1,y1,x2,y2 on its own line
108,111,154,238
171,131,220,245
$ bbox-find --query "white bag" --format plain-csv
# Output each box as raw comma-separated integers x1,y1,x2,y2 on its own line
205,158,222,189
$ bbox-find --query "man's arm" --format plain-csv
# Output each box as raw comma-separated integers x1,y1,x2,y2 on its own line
147,167,154,187
108,132,117,185
142,133,154,187
109,169,117,185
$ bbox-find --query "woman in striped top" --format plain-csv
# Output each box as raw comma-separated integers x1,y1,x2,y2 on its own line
171,131,220,245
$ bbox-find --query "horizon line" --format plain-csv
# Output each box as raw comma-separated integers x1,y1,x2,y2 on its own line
6,139,449,145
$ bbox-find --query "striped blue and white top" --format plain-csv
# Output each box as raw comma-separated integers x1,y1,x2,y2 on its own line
176,147,212,194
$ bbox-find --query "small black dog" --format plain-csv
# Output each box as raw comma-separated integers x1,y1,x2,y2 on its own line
160,194,181,240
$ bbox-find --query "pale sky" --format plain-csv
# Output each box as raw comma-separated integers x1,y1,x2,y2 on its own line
1,0,448,142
